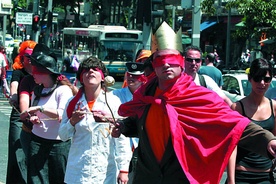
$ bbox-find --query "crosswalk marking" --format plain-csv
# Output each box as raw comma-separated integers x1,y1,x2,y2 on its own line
0,98,12,117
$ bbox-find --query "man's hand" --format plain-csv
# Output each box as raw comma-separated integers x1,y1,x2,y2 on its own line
111,121,124,138
117,172,128,184
267,139,276,157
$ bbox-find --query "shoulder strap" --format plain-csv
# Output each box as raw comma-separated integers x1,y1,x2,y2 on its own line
269,98,274,118
237,101,246,117
198,74,206,87
32,85,44,106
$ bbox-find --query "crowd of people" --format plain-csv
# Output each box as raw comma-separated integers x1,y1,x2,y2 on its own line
4,21,276,184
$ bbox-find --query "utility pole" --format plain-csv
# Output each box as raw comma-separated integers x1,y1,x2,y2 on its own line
32,0,40,42
45,0,53,47
225,8,231,69
191,0,201,47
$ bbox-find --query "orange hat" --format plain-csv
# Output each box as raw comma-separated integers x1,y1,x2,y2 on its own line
136,50,151,63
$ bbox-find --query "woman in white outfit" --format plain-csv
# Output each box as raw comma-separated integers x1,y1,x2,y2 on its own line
59,56,132,184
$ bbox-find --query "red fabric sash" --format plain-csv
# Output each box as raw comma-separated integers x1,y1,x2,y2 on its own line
118,73,250,183
66,87,83,118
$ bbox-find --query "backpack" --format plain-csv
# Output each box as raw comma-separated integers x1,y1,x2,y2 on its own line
198,74,206,87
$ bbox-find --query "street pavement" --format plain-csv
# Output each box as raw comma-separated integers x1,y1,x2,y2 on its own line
0,96,11,184
0,90,228,184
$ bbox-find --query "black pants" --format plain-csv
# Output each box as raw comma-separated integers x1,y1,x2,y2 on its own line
27,133,71,184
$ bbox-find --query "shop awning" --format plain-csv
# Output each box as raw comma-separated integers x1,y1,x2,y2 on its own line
182,34,191,45
235,21,245,27
259,38,275,44
187,21,217,33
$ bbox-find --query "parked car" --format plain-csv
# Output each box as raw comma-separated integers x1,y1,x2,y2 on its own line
222,72,276,102
0,34,14,55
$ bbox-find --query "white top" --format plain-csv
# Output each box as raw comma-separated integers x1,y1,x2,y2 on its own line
112,87,133,103
0,53,7,67
194,73,225,97
31,85,73,140
59,90,132,184
111,87,139,149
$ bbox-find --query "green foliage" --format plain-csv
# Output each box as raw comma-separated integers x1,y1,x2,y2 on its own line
236,0,276,38
201,0,276,45
201,0,215,16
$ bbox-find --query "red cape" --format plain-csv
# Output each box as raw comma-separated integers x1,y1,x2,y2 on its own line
119,73,250,184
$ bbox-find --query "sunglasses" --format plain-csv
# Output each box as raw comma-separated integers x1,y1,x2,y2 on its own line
252,76,272,83
186,58,201,63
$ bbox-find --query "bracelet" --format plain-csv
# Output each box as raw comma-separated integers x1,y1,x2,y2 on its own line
119,170,128,174
39,106,44,113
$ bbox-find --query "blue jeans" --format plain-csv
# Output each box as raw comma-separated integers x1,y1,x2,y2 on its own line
27,133,71,184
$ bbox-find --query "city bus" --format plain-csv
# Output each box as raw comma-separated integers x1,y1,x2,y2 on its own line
62,25,144,77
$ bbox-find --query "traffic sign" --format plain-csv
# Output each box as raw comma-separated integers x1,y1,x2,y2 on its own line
16,12,33,25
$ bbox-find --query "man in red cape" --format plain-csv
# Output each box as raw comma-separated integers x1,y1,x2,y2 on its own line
111,22,276,184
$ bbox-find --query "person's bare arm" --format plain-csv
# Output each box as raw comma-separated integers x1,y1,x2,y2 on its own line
9,81,19,106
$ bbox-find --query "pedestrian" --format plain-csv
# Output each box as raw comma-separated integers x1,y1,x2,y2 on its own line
135,50,156,80
112,62,147,184
20,43,75,184
199,52,224,88
184,45,232,106
111,21,276,184
62,49,79,74
6,40,37,184
0,45,10,97
122,49,151,88
113,62,146,103
59,56,132,184
214,48,219,61
226,58,276,183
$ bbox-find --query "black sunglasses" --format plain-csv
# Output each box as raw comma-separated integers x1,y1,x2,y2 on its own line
186,58,201,63
252,76,272,83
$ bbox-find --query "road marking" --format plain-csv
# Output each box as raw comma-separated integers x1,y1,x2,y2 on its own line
0,101,12,117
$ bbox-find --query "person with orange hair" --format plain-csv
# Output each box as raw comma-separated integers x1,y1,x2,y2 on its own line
6,40,37,184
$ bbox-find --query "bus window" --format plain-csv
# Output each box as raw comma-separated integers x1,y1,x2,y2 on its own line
63,35,99,62
101,41,141,62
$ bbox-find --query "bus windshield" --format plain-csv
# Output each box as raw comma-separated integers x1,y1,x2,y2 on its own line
99,41,142,62
62,26,144,77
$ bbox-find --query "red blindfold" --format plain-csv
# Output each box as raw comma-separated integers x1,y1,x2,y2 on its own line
80,68,104,83
152,54,184,68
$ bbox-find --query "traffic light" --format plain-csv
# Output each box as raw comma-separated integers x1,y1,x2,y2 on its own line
32,14,40,31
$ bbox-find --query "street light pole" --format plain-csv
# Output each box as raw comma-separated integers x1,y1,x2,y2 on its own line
191,0,201,47
45,0,53,47
32,0,40,42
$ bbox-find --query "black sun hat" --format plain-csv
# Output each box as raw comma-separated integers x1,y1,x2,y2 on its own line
28,43,60,74
126,62,144,75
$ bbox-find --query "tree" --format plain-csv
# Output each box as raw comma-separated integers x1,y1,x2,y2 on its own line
201,0,276,66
